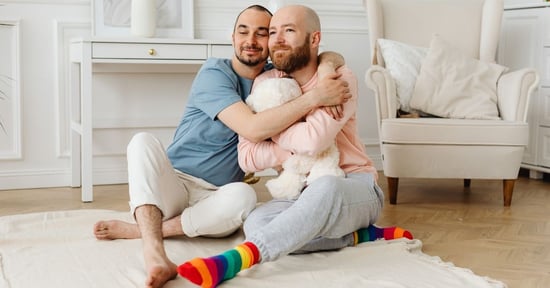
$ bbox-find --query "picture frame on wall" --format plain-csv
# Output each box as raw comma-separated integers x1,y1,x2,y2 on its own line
91,0,194,38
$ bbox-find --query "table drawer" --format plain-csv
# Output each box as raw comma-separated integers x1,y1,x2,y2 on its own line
92,42,208,60
211,44,233,58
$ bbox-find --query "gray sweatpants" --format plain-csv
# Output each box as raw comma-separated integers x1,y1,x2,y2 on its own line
243,172,384,262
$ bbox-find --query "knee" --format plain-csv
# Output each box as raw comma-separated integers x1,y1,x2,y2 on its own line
128,132,154,152
302,175,344,209
218,182,257,221
127,132,161,156
242,207,268,237
306,175,340,197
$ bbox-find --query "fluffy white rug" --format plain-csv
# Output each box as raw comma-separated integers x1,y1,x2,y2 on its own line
0,209,506,288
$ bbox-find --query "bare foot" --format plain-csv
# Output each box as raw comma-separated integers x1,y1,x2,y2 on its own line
145,262,178,288
93,220,141,240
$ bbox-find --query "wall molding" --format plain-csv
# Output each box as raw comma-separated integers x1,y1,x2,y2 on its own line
194,1,368,39
54,20,90,159
0,19,21,160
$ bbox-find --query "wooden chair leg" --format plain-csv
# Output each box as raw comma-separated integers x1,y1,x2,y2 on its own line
464,179,471,187
387,177,399,205
503,179,515,207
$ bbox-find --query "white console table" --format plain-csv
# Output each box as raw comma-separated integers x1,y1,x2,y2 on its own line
69,38,232,202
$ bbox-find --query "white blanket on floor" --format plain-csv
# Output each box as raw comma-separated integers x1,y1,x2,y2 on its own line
0,209,506,288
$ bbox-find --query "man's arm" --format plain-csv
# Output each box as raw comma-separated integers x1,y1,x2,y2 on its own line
218,52,350,143
237,135,291,173
273,66,358,155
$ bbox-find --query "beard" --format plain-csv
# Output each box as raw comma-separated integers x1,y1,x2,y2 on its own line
235,44,267,67
270,36,311,74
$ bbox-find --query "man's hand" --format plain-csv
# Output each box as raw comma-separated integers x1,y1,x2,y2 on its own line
315,52,348,120
322,105,344,120
313,72,351,108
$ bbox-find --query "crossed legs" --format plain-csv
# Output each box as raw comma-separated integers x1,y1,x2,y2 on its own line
93,133,257,287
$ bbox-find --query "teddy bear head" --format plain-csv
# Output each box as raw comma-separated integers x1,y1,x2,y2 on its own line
246,78,302,113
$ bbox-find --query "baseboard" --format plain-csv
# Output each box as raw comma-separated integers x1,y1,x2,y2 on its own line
0,144,383,190
0,168,72,190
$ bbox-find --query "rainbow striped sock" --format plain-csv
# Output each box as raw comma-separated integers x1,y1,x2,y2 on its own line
177,241,260,288
353,224,413,245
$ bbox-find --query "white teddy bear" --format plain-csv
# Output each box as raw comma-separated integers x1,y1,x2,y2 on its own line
246,77,345,200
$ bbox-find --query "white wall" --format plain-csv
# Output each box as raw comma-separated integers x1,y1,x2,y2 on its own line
0,0,379,190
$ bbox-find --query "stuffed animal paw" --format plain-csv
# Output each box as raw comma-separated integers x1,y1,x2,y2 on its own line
306,144,345,185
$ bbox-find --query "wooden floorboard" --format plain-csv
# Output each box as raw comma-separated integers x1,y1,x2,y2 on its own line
1,170,549,288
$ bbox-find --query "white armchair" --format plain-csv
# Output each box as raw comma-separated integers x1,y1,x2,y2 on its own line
364,0,539,206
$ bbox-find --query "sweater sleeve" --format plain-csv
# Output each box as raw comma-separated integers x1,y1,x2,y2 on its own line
237,135,292,173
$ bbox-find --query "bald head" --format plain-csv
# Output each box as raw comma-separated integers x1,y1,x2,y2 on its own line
274,5,321,34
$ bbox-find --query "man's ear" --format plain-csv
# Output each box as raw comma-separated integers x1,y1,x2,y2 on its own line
310,31,321,48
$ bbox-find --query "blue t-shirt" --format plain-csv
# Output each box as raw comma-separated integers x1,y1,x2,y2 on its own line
166,58,254,186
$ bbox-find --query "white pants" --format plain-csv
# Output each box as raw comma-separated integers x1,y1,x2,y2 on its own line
126,132,257,238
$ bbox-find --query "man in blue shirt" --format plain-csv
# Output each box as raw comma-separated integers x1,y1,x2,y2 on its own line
93,5,350,288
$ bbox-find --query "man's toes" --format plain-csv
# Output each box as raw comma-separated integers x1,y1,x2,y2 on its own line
93,221,106,231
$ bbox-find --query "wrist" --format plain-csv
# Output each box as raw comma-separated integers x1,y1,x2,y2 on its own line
301,89,322,109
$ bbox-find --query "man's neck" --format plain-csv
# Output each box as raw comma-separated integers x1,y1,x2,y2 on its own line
289,60,318,86
231,58,266,80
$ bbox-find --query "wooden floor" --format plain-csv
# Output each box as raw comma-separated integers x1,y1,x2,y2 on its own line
1,170,550,288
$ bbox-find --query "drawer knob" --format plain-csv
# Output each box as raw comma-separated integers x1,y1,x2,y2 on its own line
148,48,156,56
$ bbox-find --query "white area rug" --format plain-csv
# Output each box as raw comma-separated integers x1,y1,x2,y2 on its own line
0,209,506,288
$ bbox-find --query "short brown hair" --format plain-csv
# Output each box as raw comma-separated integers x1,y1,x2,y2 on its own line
233,5,273,32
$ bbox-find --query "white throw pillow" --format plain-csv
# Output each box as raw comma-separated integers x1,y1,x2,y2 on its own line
377,38,428,113
409,35,507,120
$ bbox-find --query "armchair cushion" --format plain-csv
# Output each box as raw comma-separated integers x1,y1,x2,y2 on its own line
381,118,528,146
377,38,427,113
410,35,507,120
